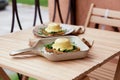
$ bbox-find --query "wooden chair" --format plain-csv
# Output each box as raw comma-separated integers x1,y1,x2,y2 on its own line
84,3,119,80
85,3,120,32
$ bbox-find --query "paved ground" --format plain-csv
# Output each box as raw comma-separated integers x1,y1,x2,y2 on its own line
0,4,49,35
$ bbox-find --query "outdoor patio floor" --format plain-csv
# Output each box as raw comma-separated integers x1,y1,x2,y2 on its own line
0,4,49,35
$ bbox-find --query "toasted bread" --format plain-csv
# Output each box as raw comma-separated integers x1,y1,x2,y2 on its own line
45,47,80,55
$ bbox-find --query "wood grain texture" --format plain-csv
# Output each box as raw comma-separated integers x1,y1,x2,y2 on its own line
93,8,120,19
114,55,120,80
89,61,117,80
91,16,120,27
0,26,119,80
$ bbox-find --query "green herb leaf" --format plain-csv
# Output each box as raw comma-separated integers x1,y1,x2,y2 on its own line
44,42,54,49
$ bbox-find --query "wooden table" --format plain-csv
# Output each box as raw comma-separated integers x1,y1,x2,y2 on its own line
0,26,120,80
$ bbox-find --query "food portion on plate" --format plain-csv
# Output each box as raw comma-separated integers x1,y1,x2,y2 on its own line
10,36,93,61
39,36,91,61
44,38,80,54
38,23,65,36
33,23,74,37
45,23,65,35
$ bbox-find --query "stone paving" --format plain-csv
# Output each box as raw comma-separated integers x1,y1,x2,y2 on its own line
0,4,49,35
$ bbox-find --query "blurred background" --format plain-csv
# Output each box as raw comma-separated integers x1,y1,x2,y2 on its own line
0,0,48,80
0,0,49,35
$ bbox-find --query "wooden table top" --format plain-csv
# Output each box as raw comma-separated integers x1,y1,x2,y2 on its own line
0,26,120,80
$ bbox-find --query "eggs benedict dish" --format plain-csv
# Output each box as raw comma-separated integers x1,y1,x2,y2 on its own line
45,23,62,33
44,38,80,54
39,23,64,36
52,38,73,51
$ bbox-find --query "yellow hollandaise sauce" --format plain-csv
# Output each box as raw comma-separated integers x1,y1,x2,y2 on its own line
52,38,73,51
45,23,62,33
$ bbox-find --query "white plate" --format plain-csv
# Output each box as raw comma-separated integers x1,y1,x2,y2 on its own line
36,36,90,61
33,24,74,37
10,36,91,61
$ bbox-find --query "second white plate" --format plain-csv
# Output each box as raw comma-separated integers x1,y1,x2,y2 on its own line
33,24,74,37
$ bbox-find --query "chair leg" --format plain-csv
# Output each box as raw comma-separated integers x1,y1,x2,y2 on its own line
56,0,63,23
69,0,76,24
65,0,71,24
52,0,64,23
11,0,22,32
14,0,22,30
17,73,23,80
52,0,57,22
0,67,10,80
33,0,37,26
11,0,15,33
37,0,43,24
22,76,29,80
33,0,43,26
15,8,22,30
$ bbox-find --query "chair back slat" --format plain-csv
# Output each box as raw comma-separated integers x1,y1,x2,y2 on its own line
91,16,120,27
85,3,120,32
84,4,94,28
92,8,120,19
